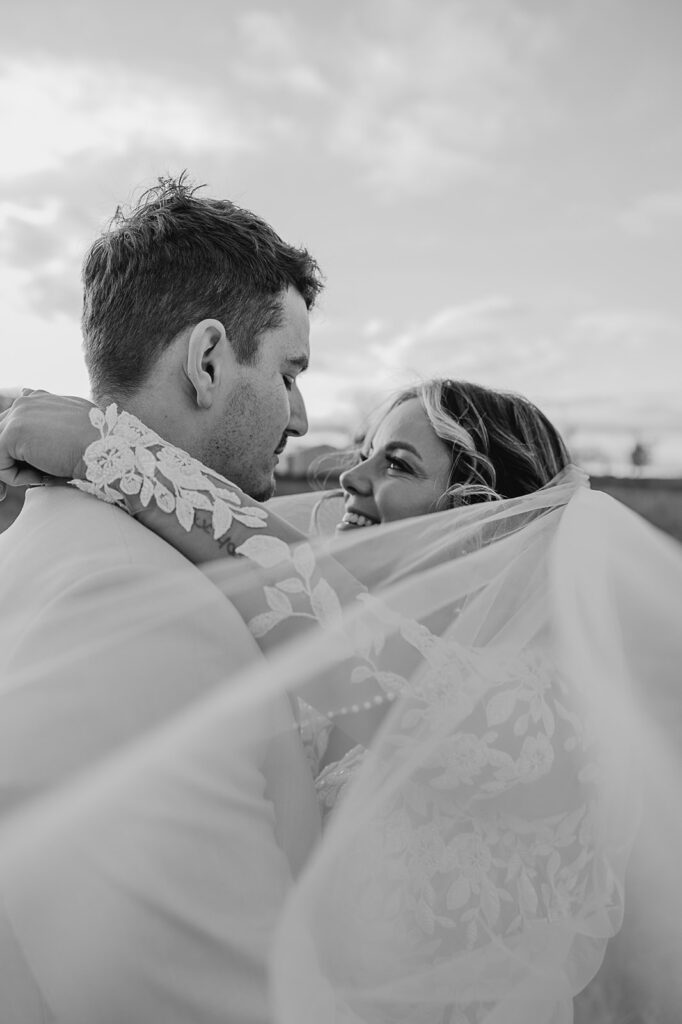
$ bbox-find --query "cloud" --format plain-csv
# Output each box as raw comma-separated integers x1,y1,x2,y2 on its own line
0,198,85,319
298,296,553,431
618,190,682,234
543,308,682,427
315,298,682,438
0,261,89,394
366,296,537,379
0,44,290,321
0,14,336,326
0,2,555,208
362,317,389,339
569,308,677,344
0,58,256,183
0,199,62,264
418,297,526,340
326,0,554,196
234,11,330,98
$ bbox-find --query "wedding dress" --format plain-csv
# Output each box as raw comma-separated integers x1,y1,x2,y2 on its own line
0,407,680,1024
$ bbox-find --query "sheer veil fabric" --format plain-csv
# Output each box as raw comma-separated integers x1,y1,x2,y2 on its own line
0,468,680,1023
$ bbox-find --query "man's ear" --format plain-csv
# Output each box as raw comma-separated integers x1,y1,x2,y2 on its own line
185,319,233,409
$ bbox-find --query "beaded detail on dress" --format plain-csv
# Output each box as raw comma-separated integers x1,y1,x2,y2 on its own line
296,699,366,821
315,744,367,821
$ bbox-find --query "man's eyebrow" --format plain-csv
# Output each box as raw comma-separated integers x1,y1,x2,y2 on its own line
285,355,309,372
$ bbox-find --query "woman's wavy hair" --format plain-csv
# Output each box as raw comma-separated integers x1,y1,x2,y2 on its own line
389,379,571,509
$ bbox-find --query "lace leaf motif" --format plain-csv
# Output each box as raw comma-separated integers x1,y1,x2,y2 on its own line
346,660,614,978
71,404,268,539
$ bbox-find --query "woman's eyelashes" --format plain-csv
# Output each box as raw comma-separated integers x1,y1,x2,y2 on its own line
360,448,414,474
386,454,412,473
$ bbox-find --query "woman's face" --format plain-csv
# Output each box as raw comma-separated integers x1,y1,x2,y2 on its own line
338,398,453,530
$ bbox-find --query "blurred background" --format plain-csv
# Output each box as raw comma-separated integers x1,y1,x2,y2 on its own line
1,0,681,535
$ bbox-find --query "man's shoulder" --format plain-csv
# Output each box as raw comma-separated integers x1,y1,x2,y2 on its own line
0,486,192,571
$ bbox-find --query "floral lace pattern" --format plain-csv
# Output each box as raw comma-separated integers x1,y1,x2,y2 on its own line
358,658,607,948
240,535,623,1021
328,656,622,1024
72,404,268,538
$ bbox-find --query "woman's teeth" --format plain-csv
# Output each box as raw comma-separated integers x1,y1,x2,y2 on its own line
341,511,376,528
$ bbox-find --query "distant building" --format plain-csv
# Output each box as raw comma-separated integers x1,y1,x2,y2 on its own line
630,440,652,473
277,443,344,481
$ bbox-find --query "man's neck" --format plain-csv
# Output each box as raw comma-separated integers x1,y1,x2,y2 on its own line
93,388,208,470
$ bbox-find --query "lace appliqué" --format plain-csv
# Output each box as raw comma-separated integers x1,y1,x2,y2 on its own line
233,535,495,712
346,652,620,964
71,404,268,539
234,535,347,638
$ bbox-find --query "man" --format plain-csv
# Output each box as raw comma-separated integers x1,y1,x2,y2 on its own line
0,178,324,1022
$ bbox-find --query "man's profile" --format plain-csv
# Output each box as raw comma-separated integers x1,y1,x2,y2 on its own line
0,175,324,1024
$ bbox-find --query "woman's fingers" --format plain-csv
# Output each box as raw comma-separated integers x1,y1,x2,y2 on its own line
0,392,59,486
0,425,51,486
0,390,99,483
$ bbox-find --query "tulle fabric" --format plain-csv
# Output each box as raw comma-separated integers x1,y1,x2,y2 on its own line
0,468,680,1023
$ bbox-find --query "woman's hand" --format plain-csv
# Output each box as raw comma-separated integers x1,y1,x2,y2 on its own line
0,390,99,493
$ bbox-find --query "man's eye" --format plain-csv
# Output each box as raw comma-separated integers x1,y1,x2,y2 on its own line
282,375,294,391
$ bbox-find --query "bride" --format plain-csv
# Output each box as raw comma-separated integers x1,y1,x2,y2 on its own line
0,379,680,1023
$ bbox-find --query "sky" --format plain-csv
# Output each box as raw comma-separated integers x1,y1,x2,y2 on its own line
1,0,681,472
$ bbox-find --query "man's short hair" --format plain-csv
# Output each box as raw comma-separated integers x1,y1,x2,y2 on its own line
82,175,323,400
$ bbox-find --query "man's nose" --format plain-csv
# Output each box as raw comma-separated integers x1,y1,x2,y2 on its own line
287,384,308,437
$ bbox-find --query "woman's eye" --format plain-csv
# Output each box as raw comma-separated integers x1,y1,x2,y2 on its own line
387,456,411,473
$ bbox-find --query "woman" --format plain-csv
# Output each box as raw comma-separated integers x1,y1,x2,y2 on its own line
309,379,572,784
0,383,680,1024
337,379,569,527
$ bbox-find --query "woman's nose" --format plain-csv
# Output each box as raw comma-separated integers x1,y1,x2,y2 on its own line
339,459,371,496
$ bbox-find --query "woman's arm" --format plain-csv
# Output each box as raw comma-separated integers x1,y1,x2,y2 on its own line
0,394,389,722
0,393,370,650
71,402,310,562
0,392,308,557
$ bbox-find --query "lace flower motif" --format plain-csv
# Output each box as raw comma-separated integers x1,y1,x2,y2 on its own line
71,404,268,539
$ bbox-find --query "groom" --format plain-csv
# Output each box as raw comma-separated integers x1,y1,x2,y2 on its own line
0,178,324,1023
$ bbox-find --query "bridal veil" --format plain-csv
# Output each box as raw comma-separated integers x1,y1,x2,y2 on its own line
0,468,680,1023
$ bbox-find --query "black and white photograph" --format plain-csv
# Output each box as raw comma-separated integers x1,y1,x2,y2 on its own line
0,2,680,1022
